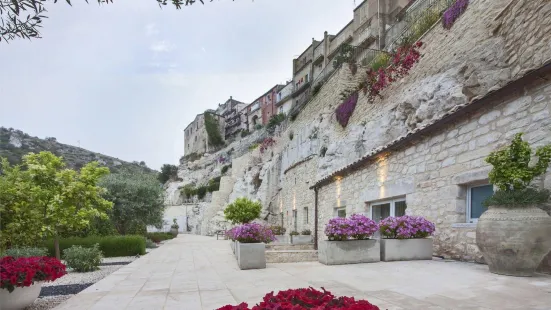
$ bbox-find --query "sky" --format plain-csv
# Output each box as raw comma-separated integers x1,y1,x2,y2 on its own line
0,0,357,170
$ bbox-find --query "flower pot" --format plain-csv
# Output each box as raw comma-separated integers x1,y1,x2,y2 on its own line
318,239,380,265
0,282,42,310
380,238,433,261
236,242,266,270
291,235,312,244
170,227,179,238
476,205,551,277
274,235,289,244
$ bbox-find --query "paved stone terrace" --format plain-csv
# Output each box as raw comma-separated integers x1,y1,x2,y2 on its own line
54,235,551,310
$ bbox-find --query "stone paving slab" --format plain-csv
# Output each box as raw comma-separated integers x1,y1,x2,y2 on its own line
54,235,551,310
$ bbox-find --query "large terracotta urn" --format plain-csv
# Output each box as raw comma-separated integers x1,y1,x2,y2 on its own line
0,282,42,310
476,205,551,276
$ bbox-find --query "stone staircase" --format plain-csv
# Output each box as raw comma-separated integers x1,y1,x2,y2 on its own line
265,243,318,263
200,176,236,235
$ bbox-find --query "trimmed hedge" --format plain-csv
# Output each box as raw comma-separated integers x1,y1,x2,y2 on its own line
42,235,146,258
146,232,174,243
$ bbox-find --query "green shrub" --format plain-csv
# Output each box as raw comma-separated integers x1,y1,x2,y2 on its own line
3,247,48,258
42,235,146,258
204,113,224,147
266,113,286,133
181,184,197,198
249,143,259,151
181,152,201,163
197,186,208,199
224,197,262,224
370,53,390,72
146,232,173,243
255,124,263,130
484,188,550,207
400,8,441,47
271,226,286,235
208,181,220,192
301,229,311,236
63,244,103,272
241,130,249,138
221,165,231,175
289,231,299,236
145,239,158,249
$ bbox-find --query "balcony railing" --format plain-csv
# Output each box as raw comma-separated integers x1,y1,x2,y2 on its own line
384,0,455,51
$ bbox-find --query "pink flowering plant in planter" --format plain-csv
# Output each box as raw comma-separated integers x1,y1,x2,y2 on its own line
233,223,276,244
225,226,239,241
379,215,435,239
325,214,378,241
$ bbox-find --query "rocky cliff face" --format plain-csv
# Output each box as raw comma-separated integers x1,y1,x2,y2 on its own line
0,127,157,175
165,0,551,245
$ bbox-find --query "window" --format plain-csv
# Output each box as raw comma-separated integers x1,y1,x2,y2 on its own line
305,74,309,82
335,207,346,218
467,184,493,223
293,210,298,231
304,207,309,224
369,198,407,223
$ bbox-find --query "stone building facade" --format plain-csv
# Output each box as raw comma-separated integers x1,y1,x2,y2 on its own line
313,67,551,262
216,97,248,140
183,111,225,156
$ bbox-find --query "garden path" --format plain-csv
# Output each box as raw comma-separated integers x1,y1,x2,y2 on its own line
53,235,551,310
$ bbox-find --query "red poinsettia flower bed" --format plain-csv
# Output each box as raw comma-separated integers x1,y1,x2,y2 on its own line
0,256,66,293
217,287,380,310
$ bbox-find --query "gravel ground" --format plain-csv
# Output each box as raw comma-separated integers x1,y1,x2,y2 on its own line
25,295,73,310
42,264,127,287
40,283,93,297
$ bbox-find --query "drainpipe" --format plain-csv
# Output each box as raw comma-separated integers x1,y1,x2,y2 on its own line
314,187,319,250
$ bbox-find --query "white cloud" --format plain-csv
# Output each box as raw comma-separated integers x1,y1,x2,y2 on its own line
145,23,159,36
150,40,173,53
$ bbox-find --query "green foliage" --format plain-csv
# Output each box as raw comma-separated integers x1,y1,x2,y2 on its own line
0,152,113,254
63,244,103,272
400,8,441,47
42,235,146,258
290,113,298,122
181,152,202,163
486,133,551,192
249,143,260,151
208,177,221,192
145,239,158,249
181,184,198,198
171,218,179,229
370,53,391,72
255,124,263,130
100,170,165,235
146,232,173,243
241,130,250,138
224,197,262,224
484,188,550,207
197,186,208,199
289,231,299,236
221,165,232,175
2,247,48,258
301,229,311,235
266,113,286,133
204,113,224,147
332,44,355,69
159,164,178,184
271,226,286,235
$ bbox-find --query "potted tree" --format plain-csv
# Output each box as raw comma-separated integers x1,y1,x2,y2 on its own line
476,133,551,276
0,256,66,310
170,218,179,238
378,215,435,261
319,214,380,265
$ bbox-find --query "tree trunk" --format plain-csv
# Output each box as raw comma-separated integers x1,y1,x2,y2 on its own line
54,237,61,260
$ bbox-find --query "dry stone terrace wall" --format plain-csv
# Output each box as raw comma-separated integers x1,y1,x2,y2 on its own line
316,77,551,262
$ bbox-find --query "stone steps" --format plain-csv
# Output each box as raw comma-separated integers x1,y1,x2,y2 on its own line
266,244,315,251
266,250,318,263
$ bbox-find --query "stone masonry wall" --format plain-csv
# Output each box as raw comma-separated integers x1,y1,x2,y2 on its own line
316,77,551,263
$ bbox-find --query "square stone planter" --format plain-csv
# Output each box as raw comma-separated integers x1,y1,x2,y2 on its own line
236,242,266,270
230,240,236,254
380,238,433,261
274,235,290,244
291,235,312,244
318,239,380,265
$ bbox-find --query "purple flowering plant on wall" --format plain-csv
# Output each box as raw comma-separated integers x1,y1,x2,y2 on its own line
335,91,359,128
230,223,276,244
442,0,469,30
324,214,378,241
379,215,435,239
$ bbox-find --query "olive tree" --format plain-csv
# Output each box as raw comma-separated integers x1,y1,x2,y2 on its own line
0,151,113,259
100,170,165,235
223,197,262,224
